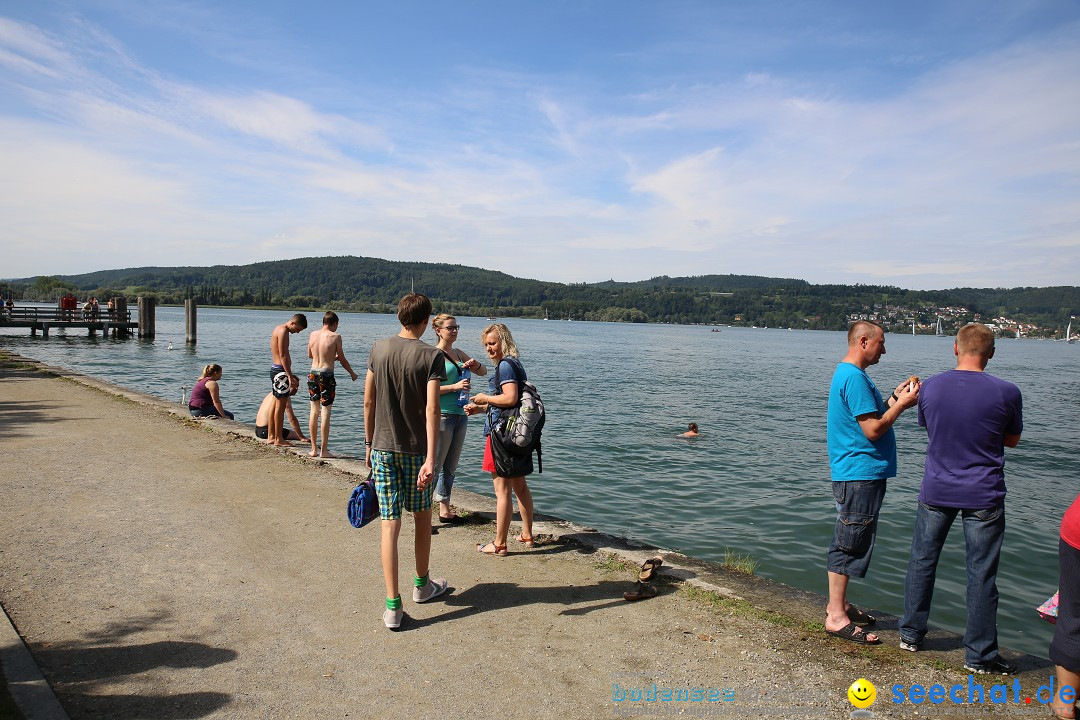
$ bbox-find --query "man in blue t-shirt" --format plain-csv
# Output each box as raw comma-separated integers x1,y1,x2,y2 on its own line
826,320,920,644
899,323,1023,674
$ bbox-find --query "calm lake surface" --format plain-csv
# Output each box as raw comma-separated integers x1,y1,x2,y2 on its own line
3,306,1077,658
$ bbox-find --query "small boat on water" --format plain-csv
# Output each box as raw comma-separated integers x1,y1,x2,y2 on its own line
710,328,722,333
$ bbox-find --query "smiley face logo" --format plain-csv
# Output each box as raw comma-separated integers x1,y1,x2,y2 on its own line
848,678,876,708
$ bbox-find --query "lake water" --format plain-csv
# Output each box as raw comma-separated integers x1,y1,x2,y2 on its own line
3,306,1078,658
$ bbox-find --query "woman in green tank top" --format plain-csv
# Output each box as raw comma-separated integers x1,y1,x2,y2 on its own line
432,314,486,523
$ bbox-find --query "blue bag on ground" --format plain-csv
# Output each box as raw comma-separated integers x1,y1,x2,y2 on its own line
347,479,379,528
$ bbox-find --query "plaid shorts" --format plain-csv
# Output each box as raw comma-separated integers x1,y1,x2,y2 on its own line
371,450,433,520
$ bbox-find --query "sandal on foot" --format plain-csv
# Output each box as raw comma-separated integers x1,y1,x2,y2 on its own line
477,542,507,556
847,604,876,626
624,582,657,602
515,534,535,547
638,557,663,583
826,622,880,645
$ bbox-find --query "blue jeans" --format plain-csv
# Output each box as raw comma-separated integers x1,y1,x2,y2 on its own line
827,480,886,579
899,501,1005,665
433,414,468,503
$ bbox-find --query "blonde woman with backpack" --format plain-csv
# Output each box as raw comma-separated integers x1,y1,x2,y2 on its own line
467,323,535,556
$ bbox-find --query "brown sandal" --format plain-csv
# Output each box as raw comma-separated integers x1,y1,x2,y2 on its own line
477,542,507,556
639,557,663,582
516,534,535,547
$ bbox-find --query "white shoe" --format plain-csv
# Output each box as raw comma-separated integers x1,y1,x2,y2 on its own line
412,577,448,603
383,607,403,629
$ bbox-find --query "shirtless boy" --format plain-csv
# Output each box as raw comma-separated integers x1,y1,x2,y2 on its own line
307,311,358,458
255,374,308,442
269,313,308,446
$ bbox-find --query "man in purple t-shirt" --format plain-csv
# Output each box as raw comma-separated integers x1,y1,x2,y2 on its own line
899,323,1023,675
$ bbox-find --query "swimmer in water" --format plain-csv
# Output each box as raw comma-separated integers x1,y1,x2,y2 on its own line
678,422,699,438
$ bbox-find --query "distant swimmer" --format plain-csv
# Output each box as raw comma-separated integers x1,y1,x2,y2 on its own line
307,311,358,458
678,423,699,438
256,374,308,443
268,313,308,447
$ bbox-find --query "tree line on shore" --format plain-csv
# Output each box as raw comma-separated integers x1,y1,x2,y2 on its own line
4,255,1078,336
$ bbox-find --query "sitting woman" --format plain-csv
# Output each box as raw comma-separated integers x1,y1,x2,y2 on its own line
188,364,234,419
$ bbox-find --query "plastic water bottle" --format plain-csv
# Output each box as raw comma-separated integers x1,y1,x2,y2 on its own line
457,368,471,407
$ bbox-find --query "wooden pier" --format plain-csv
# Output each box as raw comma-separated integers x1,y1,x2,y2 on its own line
0,306,138,338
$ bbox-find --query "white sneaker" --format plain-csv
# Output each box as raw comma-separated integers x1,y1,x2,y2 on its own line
412,577,448,603
383,607,403,629
899,639,921,652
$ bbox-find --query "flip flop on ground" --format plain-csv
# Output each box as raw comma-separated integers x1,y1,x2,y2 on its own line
638,557,663,583
826,622,880,645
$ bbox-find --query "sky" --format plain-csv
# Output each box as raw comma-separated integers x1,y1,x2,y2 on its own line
1,0,1079,290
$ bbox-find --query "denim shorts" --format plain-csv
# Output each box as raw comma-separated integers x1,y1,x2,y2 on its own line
827,479,887,579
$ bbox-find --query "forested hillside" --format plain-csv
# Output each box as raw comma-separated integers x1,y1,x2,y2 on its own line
4,256,1078,335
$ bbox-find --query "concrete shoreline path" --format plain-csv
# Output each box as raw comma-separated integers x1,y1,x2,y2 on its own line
0,353,1054,719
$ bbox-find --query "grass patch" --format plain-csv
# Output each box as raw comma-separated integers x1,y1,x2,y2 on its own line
682,585,810,631
721,548,759,575
593,554,635,575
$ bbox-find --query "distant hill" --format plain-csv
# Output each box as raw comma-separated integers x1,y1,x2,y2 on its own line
4,256,1078,334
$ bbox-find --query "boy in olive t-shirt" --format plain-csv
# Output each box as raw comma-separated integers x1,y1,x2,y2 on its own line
363,293,447,629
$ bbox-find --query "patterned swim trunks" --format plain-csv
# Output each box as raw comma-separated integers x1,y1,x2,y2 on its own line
270,365,291,398
370,450,433,520
307,369,337,406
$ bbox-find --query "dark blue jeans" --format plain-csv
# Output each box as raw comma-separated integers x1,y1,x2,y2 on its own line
899,501,1005,665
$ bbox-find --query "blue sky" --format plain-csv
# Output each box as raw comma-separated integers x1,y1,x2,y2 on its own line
1,0,1078,289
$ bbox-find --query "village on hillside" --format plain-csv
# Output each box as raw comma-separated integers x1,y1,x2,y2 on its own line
848,304,1076,340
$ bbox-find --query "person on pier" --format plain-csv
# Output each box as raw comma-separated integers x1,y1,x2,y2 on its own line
256,374,307,442
824,320,919,644
363,293,448,629
306,311,358,458
188,364,234,420
268,313,308,447
899,323,1022,674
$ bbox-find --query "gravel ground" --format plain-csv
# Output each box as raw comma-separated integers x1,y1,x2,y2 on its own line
0,354,1059,719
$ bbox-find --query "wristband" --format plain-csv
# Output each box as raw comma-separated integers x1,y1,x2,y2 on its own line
890,392,898,402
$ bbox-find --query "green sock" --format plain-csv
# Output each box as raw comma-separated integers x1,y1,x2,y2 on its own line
386,596,402,610
414,574,428,588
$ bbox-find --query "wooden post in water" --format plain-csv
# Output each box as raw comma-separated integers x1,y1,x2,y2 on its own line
185,299,197,345
138,297,156,338
113,297,128,337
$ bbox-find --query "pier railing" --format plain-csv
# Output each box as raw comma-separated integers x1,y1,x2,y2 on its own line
1,307,132,323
